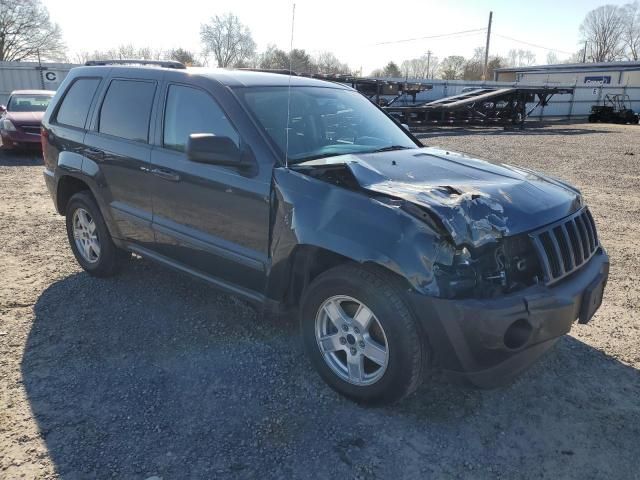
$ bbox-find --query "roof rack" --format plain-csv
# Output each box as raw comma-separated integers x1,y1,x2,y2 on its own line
239,68,298,76
84,59,186,70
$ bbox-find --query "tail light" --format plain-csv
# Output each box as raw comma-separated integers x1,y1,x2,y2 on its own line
41,127,49,160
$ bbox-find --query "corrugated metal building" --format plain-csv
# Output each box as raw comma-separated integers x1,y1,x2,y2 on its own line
493,61,640,86
0,61,76,105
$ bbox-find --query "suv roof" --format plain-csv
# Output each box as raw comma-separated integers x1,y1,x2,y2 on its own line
74,63,351,90
10,89,55,95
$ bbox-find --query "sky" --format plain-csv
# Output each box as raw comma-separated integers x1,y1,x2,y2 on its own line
45,0,632,73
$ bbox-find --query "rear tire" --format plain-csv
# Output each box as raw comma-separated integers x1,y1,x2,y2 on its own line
65,191,129,277
300,264,426,405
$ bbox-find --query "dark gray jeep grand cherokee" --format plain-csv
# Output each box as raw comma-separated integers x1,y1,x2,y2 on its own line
42,61,609,404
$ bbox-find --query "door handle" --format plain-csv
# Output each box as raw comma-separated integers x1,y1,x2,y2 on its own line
84,147,104,160
150,167,180,182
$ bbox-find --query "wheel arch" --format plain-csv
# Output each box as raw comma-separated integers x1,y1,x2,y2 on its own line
269,244,415,309
56,174,93,215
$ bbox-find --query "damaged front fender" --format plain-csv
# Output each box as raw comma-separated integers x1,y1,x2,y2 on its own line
266,167,455,299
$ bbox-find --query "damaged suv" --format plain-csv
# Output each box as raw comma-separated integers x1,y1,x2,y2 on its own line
42,62,609,404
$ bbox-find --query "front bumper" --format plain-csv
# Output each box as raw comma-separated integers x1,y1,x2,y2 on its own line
1,128,41,148
406,249,609,387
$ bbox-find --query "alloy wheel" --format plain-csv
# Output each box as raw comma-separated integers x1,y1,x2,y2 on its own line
72,208,100,263
315,295,389,386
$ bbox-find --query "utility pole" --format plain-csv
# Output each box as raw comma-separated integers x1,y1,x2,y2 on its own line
483,11,493,81
426,50,432,79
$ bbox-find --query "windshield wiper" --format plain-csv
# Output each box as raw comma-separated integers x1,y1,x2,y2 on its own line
368,145,412,153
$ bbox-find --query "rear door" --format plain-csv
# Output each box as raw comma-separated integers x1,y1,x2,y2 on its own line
149,81,271,296
84,73,158,245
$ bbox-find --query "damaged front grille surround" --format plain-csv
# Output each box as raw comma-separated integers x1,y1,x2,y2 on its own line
529,207,600,285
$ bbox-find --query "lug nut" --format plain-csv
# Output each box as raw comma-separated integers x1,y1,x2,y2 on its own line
353,327,360,334
350,347,357,355
342,324,349,332
358,341,365,348
339,337,347,345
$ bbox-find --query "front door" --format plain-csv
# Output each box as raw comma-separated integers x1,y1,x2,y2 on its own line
149,83,271,295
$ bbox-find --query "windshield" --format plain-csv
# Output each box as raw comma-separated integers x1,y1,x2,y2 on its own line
236,86,417,163
7,95,52,112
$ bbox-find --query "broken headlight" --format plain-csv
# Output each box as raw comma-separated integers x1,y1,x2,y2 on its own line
435,235,542,299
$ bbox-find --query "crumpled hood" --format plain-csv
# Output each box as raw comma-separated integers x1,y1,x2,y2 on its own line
4,111,44,126
301,147,583,247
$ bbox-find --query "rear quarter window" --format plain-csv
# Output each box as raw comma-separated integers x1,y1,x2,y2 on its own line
98,79,156,143
55,78,101,129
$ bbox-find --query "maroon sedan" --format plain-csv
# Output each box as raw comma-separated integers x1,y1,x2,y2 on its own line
0,90,55,150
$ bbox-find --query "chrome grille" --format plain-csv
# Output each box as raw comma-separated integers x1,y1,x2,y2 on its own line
529,208,600,285
21,125,41,135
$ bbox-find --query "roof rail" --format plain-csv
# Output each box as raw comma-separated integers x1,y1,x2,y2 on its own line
84,59,186,69
239,68,298,76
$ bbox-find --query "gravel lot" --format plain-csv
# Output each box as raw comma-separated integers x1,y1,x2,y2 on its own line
1,122,639,479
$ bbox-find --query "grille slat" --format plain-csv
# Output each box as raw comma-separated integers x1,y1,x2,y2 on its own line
586,209,599,245
567,220,584,265
529,208,600,285
547,230,566,276
559,224,575,270
575,216,591,256
582,212,596,252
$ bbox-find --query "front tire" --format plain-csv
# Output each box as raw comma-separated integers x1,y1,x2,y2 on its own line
301,264,426,405
65,191,128,277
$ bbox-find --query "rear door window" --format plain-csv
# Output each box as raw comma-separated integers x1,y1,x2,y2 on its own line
163,84,239,152
55,78,101,129
99,79,156,142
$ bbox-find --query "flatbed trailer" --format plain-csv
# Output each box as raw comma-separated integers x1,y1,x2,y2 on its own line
384,86,574,129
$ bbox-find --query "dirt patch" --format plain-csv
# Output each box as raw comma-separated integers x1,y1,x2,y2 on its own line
1,123,639,479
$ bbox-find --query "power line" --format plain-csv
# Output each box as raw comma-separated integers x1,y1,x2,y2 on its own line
371,28,487,46
493,33,574,55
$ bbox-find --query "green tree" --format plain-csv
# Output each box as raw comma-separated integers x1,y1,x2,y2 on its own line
168,48,200,66
382,61,401,77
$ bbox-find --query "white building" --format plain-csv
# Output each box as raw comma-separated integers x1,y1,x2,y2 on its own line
493,61,640,86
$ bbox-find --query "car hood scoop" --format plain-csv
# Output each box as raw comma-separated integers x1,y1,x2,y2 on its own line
299,147,583,247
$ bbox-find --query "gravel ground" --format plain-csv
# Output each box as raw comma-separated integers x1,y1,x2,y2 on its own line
1,122,639,479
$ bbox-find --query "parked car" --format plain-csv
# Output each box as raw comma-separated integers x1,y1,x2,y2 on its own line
0,90,55,150
41,61,609,404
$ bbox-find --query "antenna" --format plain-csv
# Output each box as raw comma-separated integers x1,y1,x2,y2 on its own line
285,3,296,168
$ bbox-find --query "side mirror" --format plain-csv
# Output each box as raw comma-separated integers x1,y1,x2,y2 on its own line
0,105,6,114
186,133,243,166
401,123,410,132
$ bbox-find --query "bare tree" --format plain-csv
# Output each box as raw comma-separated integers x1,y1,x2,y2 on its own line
546,51,560,65
400,54,439,79
463,47,505,80
259,44,290,70
439,55,466,80
200,13,256,67
622,1,640,60
0,0,66,61
75,45,164,63
507,49,537,67
580,5,625,62
315,51,350,74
